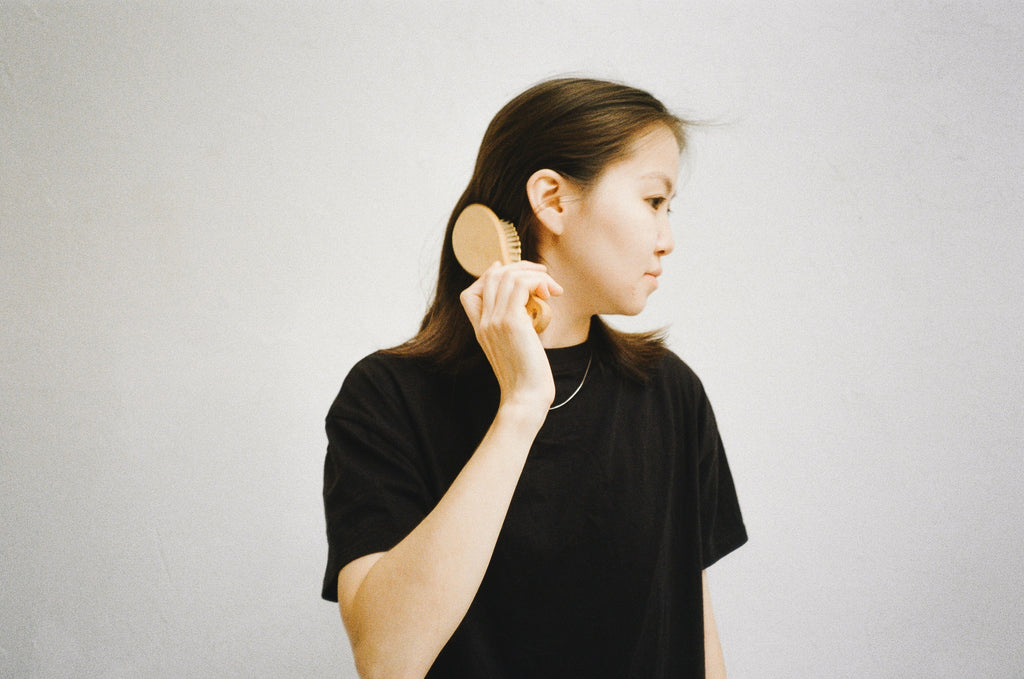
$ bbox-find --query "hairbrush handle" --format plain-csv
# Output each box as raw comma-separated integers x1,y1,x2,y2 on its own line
526,295,551,333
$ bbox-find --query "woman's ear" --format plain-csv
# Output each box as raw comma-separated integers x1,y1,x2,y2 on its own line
526,169,573,236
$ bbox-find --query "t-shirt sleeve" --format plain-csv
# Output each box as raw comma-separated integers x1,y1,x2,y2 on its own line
688,367,748,569
320,355,431,602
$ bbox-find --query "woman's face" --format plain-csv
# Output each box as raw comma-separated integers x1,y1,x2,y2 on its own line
552,124,680,317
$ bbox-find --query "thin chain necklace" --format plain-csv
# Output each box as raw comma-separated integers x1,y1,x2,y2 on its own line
548,355,592,411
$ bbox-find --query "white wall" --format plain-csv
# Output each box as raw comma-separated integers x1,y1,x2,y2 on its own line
2,2,1021,677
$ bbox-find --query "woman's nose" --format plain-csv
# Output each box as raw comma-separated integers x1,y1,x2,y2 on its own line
656,220,675,256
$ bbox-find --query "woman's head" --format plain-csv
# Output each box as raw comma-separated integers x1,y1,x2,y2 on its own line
459,77,686,265
397,77,688,373
528,123,680,320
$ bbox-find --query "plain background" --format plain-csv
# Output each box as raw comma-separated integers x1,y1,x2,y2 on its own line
2,2,1022,677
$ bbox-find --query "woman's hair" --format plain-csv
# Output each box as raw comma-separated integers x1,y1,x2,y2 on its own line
387,77,689,380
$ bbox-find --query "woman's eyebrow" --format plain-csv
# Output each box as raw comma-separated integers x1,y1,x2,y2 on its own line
642,172,676,197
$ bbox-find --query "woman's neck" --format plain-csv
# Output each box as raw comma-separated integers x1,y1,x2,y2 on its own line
537,303,591,348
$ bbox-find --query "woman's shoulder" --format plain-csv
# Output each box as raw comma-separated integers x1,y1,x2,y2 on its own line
337,349,437,398
346,348,419,379
327,348,497,436
644,348,712,404
334,348,489,410
326,351,416,418
637,345,691,380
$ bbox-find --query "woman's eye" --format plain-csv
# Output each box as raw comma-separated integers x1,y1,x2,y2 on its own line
647,196,671,213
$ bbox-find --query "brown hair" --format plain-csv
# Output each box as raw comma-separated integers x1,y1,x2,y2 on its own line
388,77,688,380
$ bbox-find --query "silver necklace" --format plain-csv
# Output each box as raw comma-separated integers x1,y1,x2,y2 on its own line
548,355,592,411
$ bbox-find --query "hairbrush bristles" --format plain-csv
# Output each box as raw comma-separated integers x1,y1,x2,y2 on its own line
500,219,521,262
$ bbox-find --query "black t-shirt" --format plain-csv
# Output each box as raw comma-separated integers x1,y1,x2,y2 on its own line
322,336,746,678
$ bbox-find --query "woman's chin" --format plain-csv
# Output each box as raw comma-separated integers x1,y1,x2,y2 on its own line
609,298,649,317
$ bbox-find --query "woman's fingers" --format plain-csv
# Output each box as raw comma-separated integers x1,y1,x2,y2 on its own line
463,261,560,329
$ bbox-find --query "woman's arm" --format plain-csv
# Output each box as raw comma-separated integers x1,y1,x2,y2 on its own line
337,262,561,679
339,404,544,679
703,570,727,679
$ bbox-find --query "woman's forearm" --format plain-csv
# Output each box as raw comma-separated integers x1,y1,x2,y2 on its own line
340,403,545,679
703,570,727,679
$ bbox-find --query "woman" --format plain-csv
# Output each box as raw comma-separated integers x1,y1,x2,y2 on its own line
321,77,746,679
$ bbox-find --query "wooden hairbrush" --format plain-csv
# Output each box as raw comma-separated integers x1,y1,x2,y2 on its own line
452,203,552,333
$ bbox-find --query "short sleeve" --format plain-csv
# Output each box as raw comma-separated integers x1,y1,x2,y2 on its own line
320,355,431,602
690,371,747,569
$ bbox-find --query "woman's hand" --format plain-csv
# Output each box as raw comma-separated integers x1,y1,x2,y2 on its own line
460,261,563,413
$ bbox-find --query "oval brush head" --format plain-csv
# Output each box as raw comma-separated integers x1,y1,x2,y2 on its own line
452,203,551,333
